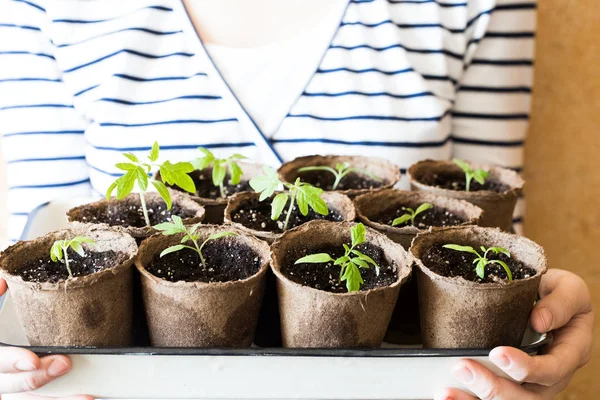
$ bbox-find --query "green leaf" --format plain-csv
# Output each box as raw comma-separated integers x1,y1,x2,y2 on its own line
271,193,288,220
116,170,137,200
351,223,366,247
336,162,350,172
352,257,369,269
70,241,85,257
295,253,335,264
71,236,95,244
351,250,377,267
473,169,489,185
341,262,364,292
443,244,481,257
490,259,513,281
154,221,185,235
115,163,136,171
297,166,338,176
296,184,328,216
343,243,351,253
249,166,281,201
453,159,471,173
148,142,160,162
212,160,227,187
191,157,214,171
106,181,118,199
160,161,196,193
229,161,244,185
160,245,185,258
488,247,511,258
136,167,149,192
151,180,172,210
392,214,412,227
123,153,139,163
414,203,433,216
207,231,237,241
229,153,247,161
50,242,63,262
475,259,486,279
334,255,349,266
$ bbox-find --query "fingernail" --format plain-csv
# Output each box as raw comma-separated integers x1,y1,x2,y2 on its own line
48,358,70,377
14,359,36,371
453,365,474,384
538,307,554,331
490,352,510,368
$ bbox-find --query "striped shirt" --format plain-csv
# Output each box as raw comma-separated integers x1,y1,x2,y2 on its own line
0,0,535,243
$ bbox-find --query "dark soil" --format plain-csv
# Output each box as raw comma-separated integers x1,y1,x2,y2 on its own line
76,202,197,228
372,205,466,229
418,171,509,193
17,250,127,283
231,197,344,232
281,243,398,293
167,170,251,200
147,239,261,283
296,170,384,191
421,244,537,283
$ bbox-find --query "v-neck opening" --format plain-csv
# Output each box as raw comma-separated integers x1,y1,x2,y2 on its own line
179,0,351,156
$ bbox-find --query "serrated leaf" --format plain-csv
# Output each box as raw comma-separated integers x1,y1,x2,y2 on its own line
341,262,363,292
123,153,139,163
353,258,369,269
136,167,149,192
154,220,185,235
392,214,412,227
191,157,214,171
212,160,227,187
297,185,328,216
116,171,137,200
207,231,237,241
151,180,172,210
295,253,335,264
351,223,366,247
148,142,160,162
115,163,136,171
249,166,280,201
334,255,349,266
160,245,185,258
160,161,196,193
271,193,288,220
229,161,244,185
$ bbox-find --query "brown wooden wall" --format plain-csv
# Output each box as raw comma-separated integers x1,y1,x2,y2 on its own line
525,0,599,397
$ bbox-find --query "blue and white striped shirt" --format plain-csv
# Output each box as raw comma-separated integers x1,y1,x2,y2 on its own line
0,0,535,242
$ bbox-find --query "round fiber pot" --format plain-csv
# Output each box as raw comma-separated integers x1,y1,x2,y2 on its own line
224,191,357,244
271,220,413,348
354,189,484,249
0,223,137,346
156,161,264,224
135,226,270,347
67,190,205,242
407,160,524,231
277,155,401,198
410,226,547,348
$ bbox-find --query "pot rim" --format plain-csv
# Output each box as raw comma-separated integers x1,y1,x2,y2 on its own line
135,224,271,289
407,159,524,200
410,225,547,290
0,222,138,291
270,220,413,298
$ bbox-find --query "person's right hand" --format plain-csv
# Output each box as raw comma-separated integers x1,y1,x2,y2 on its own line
0,278,93,400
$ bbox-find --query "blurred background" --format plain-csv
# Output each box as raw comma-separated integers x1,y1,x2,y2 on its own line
0,0,598,398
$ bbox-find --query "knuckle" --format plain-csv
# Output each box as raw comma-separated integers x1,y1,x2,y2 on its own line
21,373,41,392
478,378,501,400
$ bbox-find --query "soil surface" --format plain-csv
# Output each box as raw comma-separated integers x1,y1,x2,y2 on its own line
76,202,198,228
421,244,537,283
167,170,252,200
281,243,398,293
418,171,509,193
296,170,384,191
231,197,344,232
372,205,466,229
17,250,127,283
147,239,261,283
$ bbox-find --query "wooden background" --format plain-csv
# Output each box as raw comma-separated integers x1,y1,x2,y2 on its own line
525,0,599,397
0,0,598,397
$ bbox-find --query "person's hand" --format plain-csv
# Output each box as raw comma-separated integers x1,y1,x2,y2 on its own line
435,269,594,400
0,278,93,400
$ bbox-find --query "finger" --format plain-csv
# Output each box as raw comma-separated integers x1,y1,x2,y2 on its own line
0,355,71,394
523,372,574,398
434,387,478,400
490,311,593,387
531,269,592,333
0,347,41,373
0,278,7,296
3,394,94,400
452,359,541,400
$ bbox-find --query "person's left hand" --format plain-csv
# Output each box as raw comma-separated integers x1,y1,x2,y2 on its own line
435,269,594,400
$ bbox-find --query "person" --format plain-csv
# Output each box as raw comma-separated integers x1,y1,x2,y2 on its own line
0,0,593,399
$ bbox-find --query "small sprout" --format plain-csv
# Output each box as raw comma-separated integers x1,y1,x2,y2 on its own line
249,166,329,231
155,215,237,269
191,148,247,198
443,244,513,281
453,159,489,192
50,237,96,279
295,223,379,293
106,142,196,227
392,203,433,227
298,162,381,191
